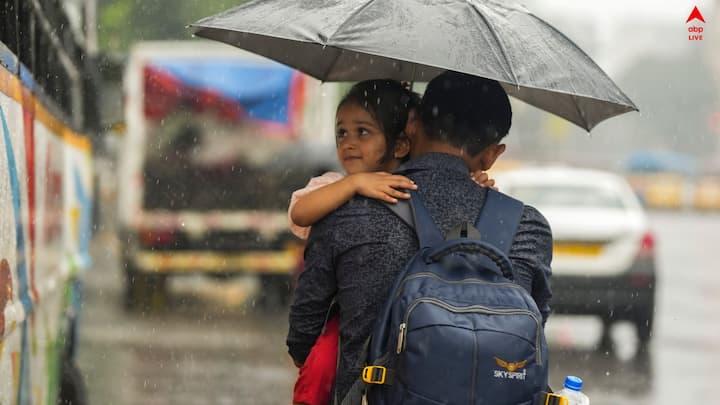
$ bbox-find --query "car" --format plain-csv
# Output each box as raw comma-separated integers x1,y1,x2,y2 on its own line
494,166,657,349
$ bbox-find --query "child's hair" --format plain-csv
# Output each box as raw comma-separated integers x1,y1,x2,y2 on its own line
337,79,421,164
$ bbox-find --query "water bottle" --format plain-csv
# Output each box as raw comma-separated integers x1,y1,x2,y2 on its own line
556,376,590,405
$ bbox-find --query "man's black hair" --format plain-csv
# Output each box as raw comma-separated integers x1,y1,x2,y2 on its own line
420,71,512,156
338,79,421,164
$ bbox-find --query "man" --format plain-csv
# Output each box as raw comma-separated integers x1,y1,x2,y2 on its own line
287,71,553,403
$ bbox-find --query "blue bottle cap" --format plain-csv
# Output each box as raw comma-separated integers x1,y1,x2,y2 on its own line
564,376,583,391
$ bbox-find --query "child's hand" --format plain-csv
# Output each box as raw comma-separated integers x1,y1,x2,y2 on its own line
470,170,498,191
349,172,418,203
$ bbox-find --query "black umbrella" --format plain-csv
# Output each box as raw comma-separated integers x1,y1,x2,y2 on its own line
192,0,638,131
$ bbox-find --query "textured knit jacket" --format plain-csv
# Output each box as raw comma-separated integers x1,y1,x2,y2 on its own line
287,153,553,402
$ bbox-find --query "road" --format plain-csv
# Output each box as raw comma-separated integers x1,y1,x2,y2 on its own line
76,211,720,404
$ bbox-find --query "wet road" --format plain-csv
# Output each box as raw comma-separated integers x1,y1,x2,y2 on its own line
77,211,720,404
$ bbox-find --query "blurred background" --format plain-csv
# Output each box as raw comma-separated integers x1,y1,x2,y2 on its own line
47,0,720,404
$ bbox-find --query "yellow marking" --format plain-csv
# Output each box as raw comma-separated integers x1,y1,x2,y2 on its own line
35,103,91,151
135,250,301,274
70,206,80,244
0,64,90,152
0,66,22,101
553,242,603,256
11,351,20,393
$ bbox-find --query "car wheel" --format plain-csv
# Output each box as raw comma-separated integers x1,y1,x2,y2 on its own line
634,300,655,354
598,317,614,352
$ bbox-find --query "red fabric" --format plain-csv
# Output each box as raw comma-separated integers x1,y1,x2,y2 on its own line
143,66,246,122
293,316,339,405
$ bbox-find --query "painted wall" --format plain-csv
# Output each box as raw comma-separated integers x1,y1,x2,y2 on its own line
0,61,93,404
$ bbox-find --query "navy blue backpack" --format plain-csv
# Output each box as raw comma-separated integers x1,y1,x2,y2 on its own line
355,189,548,405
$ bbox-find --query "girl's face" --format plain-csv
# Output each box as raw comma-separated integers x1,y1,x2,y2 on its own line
335,103,394,174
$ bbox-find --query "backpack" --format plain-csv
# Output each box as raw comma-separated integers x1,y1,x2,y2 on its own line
352,189,548,405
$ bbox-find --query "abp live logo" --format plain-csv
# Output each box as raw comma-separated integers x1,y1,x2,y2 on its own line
687,6,705,41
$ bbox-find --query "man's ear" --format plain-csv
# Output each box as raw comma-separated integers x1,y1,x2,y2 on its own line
394,134,411,159
404,110,425,156
480,143,506,171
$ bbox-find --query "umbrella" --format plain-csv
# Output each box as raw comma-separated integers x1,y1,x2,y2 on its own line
191,0,637,131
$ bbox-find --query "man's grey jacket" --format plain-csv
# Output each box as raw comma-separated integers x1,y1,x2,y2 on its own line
287,153,553,402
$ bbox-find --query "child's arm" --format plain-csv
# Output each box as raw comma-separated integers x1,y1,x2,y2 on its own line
291,172,417,227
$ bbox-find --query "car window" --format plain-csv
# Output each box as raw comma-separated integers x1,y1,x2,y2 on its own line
504,184,627,209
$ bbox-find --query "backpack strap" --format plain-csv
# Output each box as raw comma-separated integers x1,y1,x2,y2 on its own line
384,190,443,249
475,188,525,255
383,166,444,243
386,189,524,255
383,198,414,231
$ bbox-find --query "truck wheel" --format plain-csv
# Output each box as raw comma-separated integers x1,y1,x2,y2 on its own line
257,274,291,310
124,264,168,312
58,357,87,405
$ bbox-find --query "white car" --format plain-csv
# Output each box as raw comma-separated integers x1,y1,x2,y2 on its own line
495,166,656,348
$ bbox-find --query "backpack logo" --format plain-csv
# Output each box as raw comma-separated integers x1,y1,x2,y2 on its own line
495,357,526,372
494,357,528,380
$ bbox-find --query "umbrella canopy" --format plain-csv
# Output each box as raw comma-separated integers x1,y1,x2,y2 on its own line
192,0,637,131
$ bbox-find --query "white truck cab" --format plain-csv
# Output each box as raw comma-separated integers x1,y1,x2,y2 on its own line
118,41,340,310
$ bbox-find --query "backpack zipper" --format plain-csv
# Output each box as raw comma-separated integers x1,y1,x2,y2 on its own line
396,323,407,354
393,271,523,302
398,298,542,364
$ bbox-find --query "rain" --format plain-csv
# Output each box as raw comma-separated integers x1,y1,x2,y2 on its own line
0,0,718,404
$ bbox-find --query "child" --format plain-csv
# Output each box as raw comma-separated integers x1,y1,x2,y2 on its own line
289,79,496,405
289,79,419,405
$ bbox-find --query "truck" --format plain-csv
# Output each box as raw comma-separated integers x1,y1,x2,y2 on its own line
118,41,340,310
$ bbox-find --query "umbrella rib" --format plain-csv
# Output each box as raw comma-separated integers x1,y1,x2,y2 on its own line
468,2,519,85
323,0,376,44
570,94,591,131
319,0,375,81
321,47,342,81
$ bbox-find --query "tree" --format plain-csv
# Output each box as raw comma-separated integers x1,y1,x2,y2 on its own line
98,0,245,52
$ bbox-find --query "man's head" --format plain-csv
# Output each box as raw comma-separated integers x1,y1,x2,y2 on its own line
413,71,512,171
